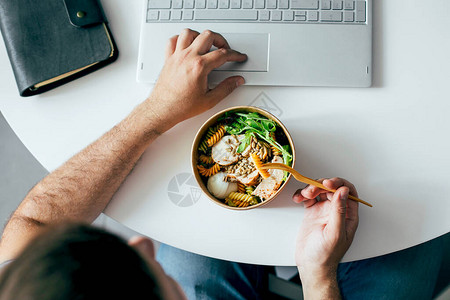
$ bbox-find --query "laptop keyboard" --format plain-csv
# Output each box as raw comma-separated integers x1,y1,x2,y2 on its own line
146,0,367,23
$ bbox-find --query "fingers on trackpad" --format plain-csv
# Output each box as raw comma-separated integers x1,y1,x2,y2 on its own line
213,33,269,72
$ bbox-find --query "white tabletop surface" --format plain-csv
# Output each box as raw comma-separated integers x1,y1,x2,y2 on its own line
1,0,449,266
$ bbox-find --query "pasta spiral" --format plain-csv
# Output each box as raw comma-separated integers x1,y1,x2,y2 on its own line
245,185,255,195
197,163,221,177
269,132,282,156
257,145,269,161
226,198,250,208
198,142,208,154
199,154,214,165
206,125,226,147
237,182,246,193
225,192,258,207
199,126,219,153
251,153,270,179
271,145,282,156
227,192,257,204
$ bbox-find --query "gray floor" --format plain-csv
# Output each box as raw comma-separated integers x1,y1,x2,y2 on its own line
0,111,47,227
1,110,449,300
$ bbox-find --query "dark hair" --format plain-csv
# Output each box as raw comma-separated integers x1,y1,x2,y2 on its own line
0,223,163,299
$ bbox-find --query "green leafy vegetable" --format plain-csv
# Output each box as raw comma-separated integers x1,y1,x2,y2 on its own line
236,131,254,153
282,145,292,166
282,145,293,181
225,112,293,177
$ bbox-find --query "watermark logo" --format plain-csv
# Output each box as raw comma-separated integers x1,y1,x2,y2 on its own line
249,92,283,117
167,173,202,207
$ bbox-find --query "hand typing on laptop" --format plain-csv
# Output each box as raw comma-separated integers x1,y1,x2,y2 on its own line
0,29,440,300
148,29,246,132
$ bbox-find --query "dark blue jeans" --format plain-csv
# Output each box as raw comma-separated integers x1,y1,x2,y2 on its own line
157,236,443,300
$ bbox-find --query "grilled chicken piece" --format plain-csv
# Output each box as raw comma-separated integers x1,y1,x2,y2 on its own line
231,170,260,186
211,135,241,166
252,156,284,200
226,155,260,186
268,156,284,179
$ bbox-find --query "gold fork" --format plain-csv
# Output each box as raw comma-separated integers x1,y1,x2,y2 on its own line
260,163,373,207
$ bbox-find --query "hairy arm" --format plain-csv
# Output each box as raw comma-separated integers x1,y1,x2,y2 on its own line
299,268,341,299
0,29,246,263
0,99,167,262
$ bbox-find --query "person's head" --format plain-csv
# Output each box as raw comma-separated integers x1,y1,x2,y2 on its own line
0,223,185,300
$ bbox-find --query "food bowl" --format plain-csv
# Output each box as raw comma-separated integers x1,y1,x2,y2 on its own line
191,106,296,210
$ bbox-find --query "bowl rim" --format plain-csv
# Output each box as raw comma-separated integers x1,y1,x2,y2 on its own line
191,106,296,210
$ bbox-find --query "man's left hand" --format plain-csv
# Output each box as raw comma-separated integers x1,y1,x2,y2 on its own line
146,29,247,131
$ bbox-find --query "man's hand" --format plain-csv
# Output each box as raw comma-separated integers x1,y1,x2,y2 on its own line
146,29,247,131
292,178,359,299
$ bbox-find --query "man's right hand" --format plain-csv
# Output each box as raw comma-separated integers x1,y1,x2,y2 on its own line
145,29,247,132
292,178,359,299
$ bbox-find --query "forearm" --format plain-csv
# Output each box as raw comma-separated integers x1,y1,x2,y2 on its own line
0,28,245,262
0,100,169,261
299,267,341,300
11,98,171,225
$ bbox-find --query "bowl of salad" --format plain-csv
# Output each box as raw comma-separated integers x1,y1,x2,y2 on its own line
191,106,296,210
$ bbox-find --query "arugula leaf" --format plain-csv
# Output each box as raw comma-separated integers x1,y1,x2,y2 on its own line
236,132,254,153
261,120,276,132
226,121,245,135
282,145,292,166
277,145,292,181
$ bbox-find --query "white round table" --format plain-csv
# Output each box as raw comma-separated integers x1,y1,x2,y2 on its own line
1,0,449,266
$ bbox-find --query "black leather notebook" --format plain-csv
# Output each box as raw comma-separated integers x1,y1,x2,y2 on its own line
0,0,118,97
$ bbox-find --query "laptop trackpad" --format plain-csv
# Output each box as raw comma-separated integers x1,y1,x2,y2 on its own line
213,33,269,72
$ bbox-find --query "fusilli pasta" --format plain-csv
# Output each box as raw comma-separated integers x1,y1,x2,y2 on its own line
245,185,255,195
270,132,282,156
251,153,270,179
197,163,221,177
199,126,218,153
206,125,226,147
225,198,250,208
227,192,257,205
199,154,214,165
237,182,246,193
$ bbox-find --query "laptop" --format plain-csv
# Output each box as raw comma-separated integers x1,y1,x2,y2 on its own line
137,0,372,87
